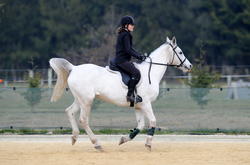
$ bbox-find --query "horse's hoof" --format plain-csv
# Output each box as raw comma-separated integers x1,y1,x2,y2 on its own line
145,144,151,151
94,145,104,152
71,136,77,145
119,136,128,145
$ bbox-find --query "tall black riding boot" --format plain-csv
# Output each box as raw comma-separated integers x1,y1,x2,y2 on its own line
126,78,137,103
127,78,143,104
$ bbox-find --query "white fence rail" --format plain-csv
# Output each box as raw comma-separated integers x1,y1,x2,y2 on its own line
1,68,250,88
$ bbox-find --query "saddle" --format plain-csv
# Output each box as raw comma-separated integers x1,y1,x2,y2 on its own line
107,59,142,107
109,59,131,86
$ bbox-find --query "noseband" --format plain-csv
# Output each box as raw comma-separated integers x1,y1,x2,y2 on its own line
145,42,187,84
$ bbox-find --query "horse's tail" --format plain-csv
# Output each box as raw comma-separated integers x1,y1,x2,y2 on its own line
49,58,74,102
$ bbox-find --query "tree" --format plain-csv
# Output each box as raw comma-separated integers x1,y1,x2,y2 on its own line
186,44,220,109
75,5,119,66
204,0,250,65
39,0,106,65
0,0,43,69
21,67,43,112
1,0,250,69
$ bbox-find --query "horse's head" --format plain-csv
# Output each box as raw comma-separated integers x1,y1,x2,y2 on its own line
166,36,192,72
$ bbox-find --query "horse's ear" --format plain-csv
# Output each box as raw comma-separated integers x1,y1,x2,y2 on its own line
172,36,177,46
166,37,171,43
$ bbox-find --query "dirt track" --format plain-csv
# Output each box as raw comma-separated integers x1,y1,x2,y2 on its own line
0,141,250,165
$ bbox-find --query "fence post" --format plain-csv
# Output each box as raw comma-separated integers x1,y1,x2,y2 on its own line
161,80,167,88
48,68,52,88
4,80,8,87
188,73,192,83
227,75,232,87
40,79,44,87
28,70,34,78
232,82,239,100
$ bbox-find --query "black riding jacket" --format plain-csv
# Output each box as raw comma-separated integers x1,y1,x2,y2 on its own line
115,30,141,64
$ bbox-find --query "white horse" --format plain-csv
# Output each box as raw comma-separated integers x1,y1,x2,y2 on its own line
49,36,192,151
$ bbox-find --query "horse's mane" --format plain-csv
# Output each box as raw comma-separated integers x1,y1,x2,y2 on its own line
148,43,167,58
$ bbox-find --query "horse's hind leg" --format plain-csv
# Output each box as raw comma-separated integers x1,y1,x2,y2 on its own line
65,100,80,145
78,98,102,150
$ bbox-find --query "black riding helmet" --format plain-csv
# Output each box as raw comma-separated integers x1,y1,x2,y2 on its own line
120,16,135,27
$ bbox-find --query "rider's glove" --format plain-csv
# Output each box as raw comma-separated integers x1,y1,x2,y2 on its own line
138,55,146,61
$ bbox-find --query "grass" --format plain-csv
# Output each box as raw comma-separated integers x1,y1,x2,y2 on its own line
1,128,250,135
0,129,48,135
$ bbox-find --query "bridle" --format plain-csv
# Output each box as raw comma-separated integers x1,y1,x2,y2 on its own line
147,42,187,67
145,42,187,84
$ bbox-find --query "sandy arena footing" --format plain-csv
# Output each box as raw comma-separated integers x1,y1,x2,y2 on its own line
0,135,250,165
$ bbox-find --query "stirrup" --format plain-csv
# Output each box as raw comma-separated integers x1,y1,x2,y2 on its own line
135,95,142,103
127,94,143,107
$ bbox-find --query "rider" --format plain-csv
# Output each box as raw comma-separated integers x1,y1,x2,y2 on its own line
114,16,146,103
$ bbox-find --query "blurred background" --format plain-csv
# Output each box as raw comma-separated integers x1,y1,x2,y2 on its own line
0,0,249,132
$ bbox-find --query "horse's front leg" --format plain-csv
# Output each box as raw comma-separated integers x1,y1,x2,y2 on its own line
65,100,80,145
141,102,156,151
119,109,145,145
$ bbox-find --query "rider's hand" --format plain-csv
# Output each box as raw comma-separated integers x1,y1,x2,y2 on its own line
138,55,146,61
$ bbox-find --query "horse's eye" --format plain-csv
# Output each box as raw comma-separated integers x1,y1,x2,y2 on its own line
179,52,183,54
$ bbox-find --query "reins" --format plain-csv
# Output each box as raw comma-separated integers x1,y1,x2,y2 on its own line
144,42,187,84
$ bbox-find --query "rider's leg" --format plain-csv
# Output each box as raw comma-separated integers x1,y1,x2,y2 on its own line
127,76,140,102
116,62,141,102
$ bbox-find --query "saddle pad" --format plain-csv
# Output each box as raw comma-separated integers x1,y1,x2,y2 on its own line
106,66,130,87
